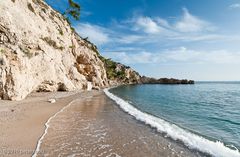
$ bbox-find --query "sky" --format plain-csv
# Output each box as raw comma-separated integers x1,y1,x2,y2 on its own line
46,0,240,81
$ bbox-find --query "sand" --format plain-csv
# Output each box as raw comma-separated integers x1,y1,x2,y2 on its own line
0,91,82,157
0,90,202,157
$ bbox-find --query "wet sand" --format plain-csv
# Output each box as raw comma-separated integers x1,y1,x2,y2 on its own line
34,91,203,157
0,91,203,157
0,91,83,157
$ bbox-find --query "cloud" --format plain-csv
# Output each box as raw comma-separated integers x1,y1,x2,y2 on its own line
175,8,212,32
155,17,171,28
117,35,144,44
133,16,164,34
73,9,240,65
102,51,157,64
102,47,240,65
169,34,224,42
73,8,228,47
75,23,110,45
229,3,240,9
130,8,214,35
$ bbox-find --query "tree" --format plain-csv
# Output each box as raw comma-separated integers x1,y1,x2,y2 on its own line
64,0,80,20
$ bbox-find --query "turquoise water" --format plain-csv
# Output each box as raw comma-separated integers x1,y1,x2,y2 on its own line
109,82,240,153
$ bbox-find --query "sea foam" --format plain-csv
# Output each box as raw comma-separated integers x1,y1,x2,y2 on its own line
104,88,240,157
32,98,83,157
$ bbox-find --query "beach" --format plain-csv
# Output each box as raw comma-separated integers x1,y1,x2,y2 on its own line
0,90,201,157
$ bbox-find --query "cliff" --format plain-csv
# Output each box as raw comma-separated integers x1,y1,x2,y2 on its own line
99,57,141,85
0,0,108,100
0,0,192,101
0,0,142,100
140,76,194,84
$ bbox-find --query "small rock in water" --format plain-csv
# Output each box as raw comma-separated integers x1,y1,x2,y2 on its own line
48,99,56,103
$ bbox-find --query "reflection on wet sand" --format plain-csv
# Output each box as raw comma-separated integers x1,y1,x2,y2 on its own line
37,91,202,157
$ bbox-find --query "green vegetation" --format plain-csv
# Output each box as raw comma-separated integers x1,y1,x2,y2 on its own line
100,58,126,80
42,37,57,47
33,0,49,10
64,0,81,21
58,29,64,36
69,45,75,49
84,41,126,80
0,48,6,55
59,46,64,50
41,37,64,50
19,46,33,58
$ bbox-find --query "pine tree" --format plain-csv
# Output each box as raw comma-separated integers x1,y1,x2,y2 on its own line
64,0,80,20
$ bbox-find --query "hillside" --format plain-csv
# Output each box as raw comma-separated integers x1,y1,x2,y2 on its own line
0,0,141,100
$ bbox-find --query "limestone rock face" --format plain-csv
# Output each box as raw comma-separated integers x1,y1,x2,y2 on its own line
0,0,108,100
107,63,142,86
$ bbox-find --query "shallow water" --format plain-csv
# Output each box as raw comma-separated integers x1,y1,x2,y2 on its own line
109,83,240,156
36,92,201,157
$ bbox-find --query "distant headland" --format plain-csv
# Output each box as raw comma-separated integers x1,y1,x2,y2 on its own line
140,76,194,84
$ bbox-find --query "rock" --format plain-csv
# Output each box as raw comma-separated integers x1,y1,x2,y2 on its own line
101,59,142,85
87,82,92,91
140,76,194,84
0,0,195,100
48,99,56,104
0,0,108,100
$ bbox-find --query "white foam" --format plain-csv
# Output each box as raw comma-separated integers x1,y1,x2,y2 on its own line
104,88,240,157
32,98,81,157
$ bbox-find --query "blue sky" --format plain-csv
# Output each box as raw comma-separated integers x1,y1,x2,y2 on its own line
47,0,240,81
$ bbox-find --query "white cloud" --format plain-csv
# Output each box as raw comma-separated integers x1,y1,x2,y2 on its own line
102,51,158,64
133,16,164,34
103,47,240,65
169,34,224,42
175,8,212,32
122,8,216,43
117,35,144,44
229,3,240,9
155,17,171,28
73,8,240,51
73,7,232,48
75,23,110,45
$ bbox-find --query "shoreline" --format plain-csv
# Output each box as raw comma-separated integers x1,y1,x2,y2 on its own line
105,88,240,157
0,91,83,157
0,90,201,157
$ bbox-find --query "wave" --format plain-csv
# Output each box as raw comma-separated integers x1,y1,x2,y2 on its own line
208,116,240,126
104,88,240,157
32,97,83,157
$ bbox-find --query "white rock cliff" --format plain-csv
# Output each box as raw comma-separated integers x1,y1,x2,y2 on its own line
0,0,109,100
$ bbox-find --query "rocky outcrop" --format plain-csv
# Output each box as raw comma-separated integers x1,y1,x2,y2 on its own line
0,0,108,100
0,0,194,100
98,57,141,85
140,76,194,84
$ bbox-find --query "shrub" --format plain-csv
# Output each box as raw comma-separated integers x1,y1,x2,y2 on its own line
101,58,126,80
58,29,64,36
0,48,5,54
42,37,65,50
19,46,33,58
64,0,81,20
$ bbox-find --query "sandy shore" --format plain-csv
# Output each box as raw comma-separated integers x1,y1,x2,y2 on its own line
0,91,83,157
0,90,202,157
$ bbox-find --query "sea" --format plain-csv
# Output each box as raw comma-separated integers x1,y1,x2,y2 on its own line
106,82,240,157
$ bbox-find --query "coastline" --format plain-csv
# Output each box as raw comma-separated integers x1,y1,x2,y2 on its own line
105,87,240,157
0,91,83,157
0,90,201,157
